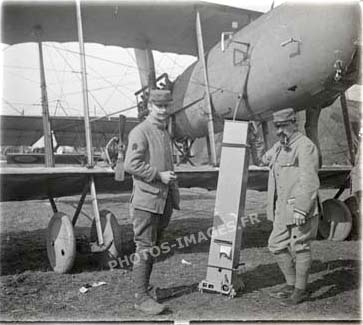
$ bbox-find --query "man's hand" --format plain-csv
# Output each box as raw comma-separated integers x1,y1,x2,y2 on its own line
293,211,306,226
247,122,259,143
158,171,177,185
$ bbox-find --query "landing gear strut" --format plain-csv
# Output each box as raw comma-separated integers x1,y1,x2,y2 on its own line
45,180,122,273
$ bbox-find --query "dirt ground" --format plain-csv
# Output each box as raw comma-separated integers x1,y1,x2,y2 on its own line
0,188,360,321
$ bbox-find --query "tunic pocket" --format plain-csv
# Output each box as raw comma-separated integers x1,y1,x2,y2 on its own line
138,182,160,194
280,157,299,167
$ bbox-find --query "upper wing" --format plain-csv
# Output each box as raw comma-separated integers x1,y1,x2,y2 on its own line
2,1,262,55
0,115,139,147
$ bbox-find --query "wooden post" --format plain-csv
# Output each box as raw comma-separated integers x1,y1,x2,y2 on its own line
196,11,217,166
118,114,126,144
114,114,126,181
36,31,54,167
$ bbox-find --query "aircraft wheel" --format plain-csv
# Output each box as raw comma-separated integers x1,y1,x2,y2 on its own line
46,212,76,273
344,196,360,239
318,199,352,241
90,209,122,267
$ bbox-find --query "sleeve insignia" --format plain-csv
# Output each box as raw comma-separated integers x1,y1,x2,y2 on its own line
132,143,138,151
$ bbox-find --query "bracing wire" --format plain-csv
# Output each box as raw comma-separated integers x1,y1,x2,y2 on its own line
3,64,79,73
43,43,239,96
5,42,240,121
47,46,68,115
3,98,24,115
51,43,109,116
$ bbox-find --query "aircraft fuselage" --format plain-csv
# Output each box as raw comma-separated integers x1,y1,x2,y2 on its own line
171,2,360,139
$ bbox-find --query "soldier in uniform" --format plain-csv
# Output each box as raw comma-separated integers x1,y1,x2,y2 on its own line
125,89,180,315
249,108,320,305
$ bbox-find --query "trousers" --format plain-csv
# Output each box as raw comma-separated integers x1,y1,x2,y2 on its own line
131,191,173,297
268,214,319,254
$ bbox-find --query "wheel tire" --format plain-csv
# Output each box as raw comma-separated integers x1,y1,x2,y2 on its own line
318,199,352,241
46,212,76,273
90,209,122,267
344,196,360,239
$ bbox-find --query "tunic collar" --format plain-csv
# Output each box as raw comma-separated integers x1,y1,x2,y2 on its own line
287,131,303,146
277,131,303,152
146,115,168,130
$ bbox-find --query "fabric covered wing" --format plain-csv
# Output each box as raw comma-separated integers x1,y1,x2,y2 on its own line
0,166,350,201
2,1,261,55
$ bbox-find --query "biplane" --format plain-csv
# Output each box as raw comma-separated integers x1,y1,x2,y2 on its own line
0,0,360,273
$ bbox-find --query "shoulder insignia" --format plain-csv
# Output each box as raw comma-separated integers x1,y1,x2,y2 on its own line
132,143,138,151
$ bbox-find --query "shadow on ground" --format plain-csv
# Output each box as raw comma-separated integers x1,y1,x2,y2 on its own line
1,212,359,307
139,259,360,304
1,215,273,275
239,258,359,302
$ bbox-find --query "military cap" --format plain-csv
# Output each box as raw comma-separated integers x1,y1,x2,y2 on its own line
149,89,173,105
273,108,296,124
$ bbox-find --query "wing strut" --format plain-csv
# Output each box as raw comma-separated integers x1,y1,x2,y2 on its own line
35,28,54,167
76,1,93,165
305,106,322,167
331,92,356,199
340,92,355,165
196,11,217,166
76,0,104,247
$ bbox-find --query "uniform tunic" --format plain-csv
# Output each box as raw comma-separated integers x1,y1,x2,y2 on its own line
258,131,320,253
125,115,180,214
125,114,180,297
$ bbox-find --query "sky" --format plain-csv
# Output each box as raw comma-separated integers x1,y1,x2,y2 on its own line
2,42,197,117
0,0,286,118
1,0,360,119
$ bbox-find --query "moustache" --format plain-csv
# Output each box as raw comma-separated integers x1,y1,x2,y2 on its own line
277,131,286,137
278,132,288,146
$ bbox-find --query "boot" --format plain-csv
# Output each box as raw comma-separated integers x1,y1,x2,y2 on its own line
268,284,294,299
295,250,311,292
280,287,310,306
134,296,166,315
273,249,296,287
133,251,153,301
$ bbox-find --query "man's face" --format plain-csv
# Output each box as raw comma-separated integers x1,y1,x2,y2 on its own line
274,120,296,145
149,102,169,122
